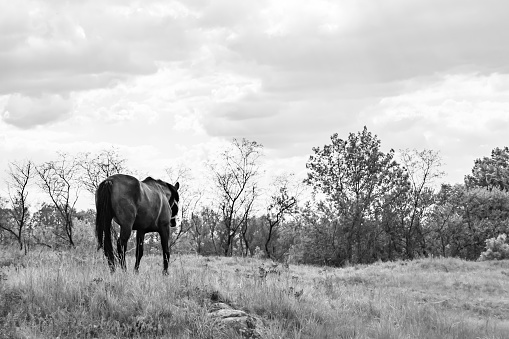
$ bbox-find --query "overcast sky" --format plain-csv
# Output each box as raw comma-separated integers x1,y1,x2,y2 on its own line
1,0,509,208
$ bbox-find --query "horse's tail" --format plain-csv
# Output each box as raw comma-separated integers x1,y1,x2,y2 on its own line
96,179,115,268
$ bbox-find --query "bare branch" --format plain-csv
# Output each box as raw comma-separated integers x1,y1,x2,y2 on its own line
78,147,130,194
209,138,263,256
35,153,81,247
4,160,33,250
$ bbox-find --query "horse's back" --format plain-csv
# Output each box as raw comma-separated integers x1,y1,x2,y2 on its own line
104,174,171,231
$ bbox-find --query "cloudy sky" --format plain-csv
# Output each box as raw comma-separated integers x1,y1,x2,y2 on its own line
1,0,509,207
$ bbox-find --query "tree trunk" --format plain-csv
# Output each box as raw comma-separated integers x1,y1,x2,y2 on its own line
264,223,274,259
66,218,75,247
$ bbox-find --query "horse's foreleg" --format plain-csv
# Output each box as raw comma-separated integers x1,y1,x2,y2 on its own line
159,228,170,275
116,238,125,270
107,257,115,273
117,237,128,271
134,231,145,273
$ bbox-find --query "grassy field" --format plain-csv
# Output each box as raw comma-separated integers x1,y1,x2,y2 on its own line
1,247,508,338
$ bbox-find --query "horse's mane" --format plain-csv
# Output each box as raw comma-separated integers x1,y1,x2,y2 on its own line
142,176,167,187
142,176,156,183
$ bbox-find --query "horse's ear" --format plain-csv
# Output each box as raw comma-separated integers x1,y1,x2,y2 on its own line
174,182,180,190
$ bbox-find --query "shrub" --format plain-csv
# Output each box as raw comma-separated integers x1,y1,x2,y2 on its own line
479,234,509,261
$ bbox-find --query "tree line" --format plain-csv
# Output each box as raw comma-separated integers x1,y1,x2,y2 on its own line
1,127,508,266
0,149,129,251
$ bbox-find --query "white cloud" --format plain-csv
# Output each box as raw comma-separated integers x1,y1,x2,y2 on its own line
1,0,509,205
366,73,509,183
2,93,73,128
0,0,201,96
174,111,205,135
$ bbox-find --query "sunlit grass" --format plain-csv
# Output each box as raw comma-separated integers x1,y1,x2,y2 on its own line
1,247,508,338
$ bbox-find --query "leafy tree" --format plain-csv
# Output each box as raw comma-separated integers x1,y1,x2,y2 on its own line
187,211,207,255
201,207,222,255
460,187,509,259
465,146,509,191
305,127,409,265
427,184,463,257
296,200,345,266
0,198,12,246
428,184,509,259
75,209,96,225
30,203,63,248
479,234,509,261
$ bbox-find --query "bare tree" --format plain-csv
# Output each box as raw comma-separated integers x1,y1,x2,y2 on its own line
2,160,34,251
210,138,263,256
79,147,130,194
79,148,131,243
165,164,203,249
399,149,445,257
36,153,81,247
239,188,257,256
264,174,299,259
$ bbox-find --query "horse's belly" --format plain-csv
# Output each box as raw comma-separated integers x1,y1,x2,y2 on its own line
132,218,160,232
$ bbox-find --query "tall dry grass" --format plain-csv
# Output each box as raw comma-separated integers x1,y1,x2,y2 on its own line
1,247,508,338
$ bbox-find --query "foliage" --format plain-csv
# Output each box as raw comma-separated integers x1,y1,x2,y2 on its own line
293,201,344,266
185,207,222,255
465,146,509,191
305,126,410,264
479,234,509,261
428,185,509,260
5,135,509,268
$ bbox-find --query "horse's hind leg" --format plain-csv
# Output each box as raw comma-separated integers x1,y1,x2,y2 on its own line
134,231,145,273
159,226,170,275
114,204,135,271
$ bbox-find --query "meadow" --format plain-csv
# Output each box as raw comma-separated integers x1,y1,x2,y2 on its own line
1,247,508,338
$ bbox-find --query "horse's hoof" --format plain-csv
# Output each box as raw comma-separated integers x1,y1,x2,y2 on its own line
162,270,169,276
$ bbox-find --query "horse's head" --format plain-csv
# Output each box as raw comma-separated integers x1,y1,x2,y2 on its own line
167,181,180,227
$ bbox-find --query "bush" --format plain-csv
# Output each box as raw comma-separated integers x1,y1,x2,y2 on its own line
479,234,509,261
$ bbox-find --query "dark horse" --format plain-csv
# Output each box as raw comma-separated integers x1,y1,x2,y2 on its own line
95,174,180,274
